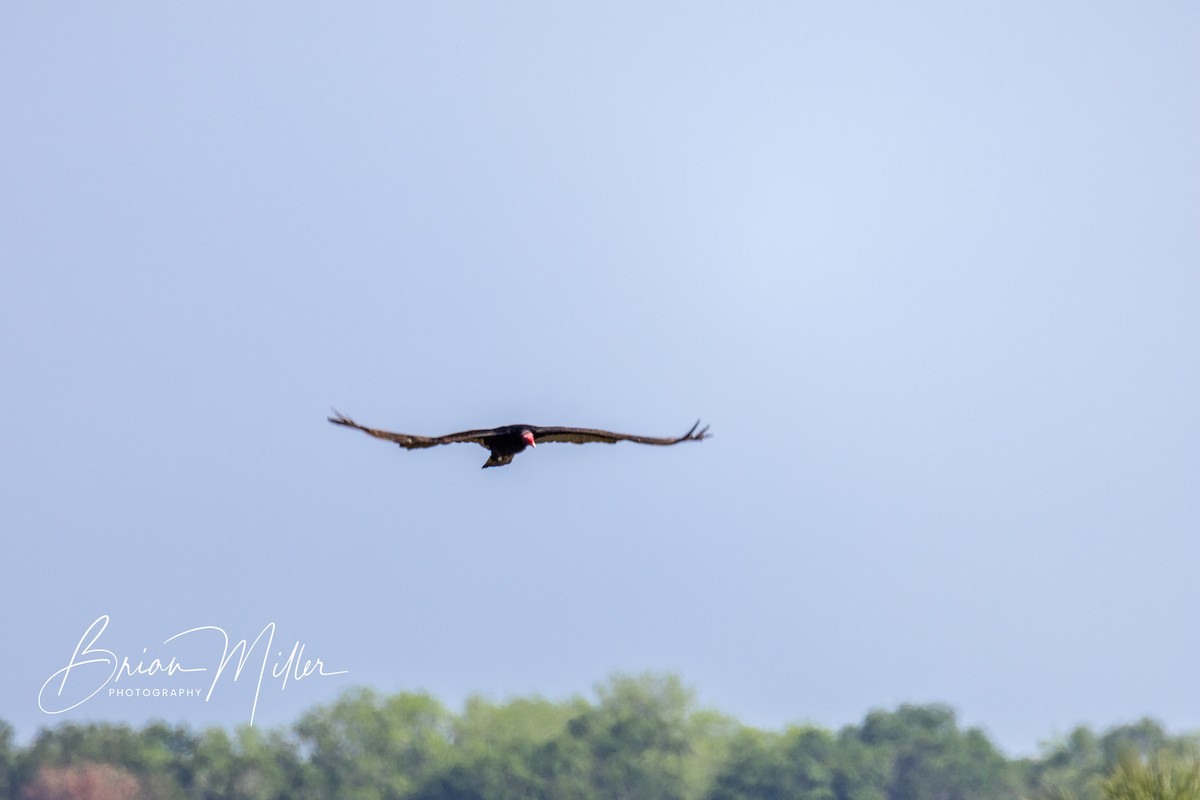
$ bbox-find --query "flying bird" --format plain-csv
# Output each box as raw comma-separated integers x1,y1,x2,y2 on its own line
328,411,710,468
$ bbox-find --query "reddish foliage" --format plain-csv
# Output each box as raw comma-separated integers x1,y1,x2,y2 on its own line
21,763,143,800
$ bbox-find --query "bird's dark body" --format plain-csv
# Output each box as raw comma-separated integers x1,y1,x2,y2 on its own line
478,426,535,468
327,412,709,469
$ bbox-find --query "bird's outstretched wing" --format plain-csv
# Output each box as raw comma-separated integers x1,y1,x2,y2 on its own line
532,420,710,446
327,411,501,449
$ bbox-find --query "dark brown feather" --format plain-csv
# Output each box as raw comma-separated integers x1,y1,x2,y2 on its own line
530,420,710,446
328,411,500,449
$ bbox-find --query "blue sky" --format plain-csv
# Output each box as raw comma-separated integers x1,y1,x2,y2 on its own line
2,3,1197,755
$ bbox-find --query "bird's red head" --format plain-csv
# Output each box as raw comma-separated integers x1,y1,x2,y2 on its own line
522,430,536,449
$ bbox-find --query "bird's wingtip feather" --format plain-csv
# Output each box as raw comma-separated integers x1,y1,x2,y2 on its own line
328,409,355,426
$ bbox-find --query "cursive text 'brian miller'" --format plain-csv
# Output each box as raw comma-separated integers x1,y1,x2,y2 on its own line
39,615,348,724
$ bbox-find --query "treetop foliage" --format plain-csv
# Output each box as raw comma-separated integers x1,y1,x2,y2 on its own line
2,674,1196,800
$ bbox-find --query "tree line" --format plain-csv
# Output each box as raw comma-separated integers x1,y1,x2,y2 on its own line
2,674,1197,800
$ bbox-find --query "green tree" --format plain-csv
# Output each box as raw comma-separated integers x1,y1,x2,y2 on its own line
707,725,837,800
294,688,452,800
571,673,696,800
1103,754,1200,800
1031,721,1200,800
1100,722,1192,770
833,727,890,800
5,682,1199,800
17,721,196,799
219,725,310,800
528,710,599,800
848,704,1019,800
0,720,15,800
410,695,575,800
1031,726,1106,800
682,709,740,800
184,728,237,800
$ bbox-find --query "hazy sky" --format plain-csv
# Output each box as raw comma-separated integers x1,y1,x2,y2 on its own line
2,3,1197,755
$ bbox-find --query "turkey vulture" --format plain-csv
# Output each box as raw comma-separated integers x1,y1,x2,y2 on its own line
328,411,710,468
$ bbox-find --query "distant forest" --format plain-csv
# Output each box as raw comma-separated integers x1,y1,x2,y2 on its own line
3,674,1198,800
